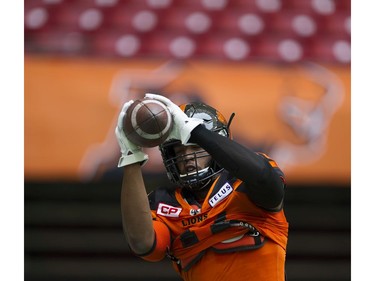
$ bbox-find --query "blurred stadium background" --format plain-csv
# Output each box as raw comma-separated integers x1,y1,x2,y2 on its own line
24,0,350,280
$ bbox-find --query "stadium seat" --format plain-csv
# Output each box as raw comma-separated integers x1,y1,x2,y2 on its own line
24,0,351,63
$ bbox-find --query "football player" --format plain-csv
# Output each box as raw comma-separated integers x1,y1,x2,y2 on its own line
115,93,288,281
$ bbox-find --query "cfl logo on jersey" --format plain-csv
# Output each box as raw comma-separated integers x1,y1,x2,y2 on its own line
209,182,233,207
157,203,182,217
190,208,201,216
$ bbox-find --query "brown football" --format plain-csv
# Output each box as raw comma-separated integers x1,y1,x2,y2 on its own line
123,99,173,147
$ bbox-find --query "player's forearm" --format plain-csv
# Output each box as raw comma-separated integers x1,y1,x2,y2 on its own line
121,164,155,254
190,125,267,181
189,125,285,209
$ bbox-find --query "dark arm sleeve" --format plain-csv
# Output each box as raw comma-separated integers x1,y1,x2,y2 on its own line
189,125,285,210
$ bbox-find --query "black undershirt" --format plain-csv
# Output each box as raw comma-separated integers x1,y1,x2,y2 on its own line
189,125,285,211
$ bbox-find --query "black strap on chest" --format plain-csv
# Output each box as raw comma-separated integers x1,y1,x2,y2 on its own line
211,219,260,236
178,211,260,249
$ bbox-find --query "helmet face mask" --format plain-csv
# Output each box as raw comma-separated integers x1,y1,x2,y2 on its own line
159,102,231,191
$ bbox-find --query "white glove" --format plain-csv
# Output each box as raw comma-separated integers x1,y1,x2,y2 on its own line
115,100,149,167
144,93,203,144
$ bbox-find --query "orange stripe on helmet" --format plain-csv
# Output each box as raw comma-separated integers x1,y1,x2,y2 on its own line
216,110,228,125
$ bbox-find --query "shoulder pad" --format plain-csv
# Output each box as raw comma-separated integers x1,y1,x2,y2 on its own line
148,187,180,211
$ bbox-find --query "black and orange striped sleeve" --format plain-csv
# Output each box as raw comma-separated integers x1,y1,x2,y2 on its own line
138,220,171,262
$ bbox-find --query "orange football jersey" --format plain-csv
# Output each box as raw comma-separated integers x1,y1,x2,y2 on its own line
138,164,289,281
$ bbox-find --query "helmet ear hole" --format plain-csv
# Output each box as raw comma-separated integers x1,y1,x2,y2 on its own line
159,102,231,191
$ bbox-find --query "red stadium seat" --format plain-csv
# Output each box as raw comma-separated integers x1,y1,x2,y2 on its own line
24,0,351,63
307,36,351,63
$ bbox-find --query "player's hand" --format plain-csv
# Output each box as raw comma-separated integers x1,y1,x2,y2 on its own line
144,93,203,144
115,100,149,167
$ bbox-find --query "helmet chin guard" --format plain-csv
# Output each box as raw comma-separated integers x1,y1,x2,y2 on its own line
159,102,232,191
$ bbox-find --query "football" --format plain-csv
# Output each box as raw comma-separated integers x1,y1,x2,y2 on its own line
123,99,173,147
